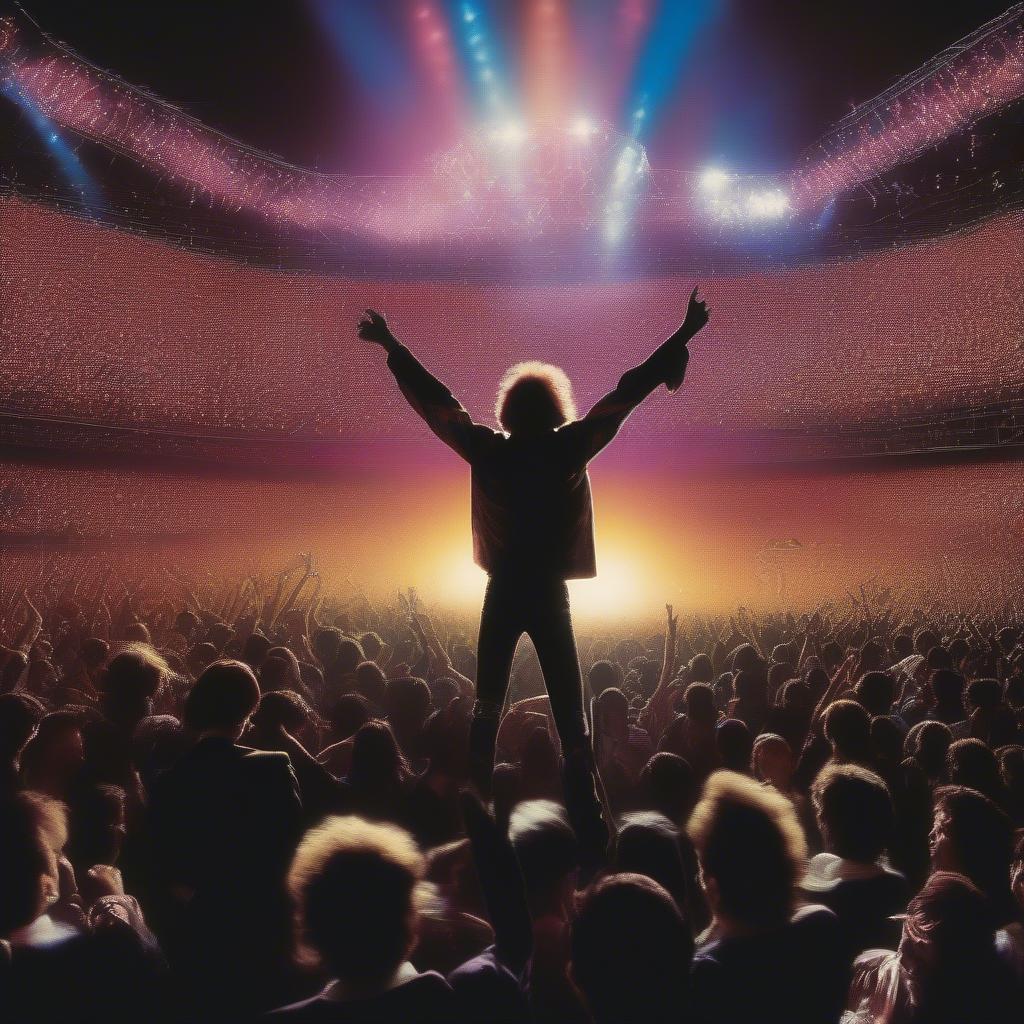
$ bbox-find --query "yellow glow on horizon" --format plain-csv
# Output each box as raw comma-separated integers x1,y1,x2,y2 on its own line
430,540,661,623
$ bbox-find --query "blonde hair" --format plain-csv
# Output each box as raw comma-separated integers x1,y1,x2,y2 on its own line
288,816,428,977
495,361,577,434
687,770,807,927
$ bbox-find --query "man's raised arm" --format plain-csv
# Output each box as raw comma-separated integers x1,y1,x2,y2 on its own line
567,286,710,462
357,308,493,461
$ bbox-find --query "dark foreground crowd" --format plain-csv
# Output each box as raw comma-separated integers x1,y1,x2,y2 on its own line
1,564,1023,1023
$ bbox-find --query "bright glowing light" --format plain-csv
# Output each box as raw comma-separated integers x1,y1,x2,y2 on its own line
745,189,791,218
490,121,527,145
570,115,597,139
436,547,653,622
700,167,730,193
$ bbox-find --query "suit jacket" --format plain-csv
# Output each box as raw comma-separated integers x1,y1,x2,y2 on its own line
145,736,302,909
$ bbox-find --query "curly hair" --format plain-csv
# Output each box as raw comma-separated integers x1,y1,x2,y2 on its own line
495,361,577,434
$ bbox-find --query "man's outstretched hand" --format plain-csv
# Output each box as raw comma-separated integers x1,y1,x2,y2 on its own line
664,286,709,392
681,285,710,338
357,308,399,352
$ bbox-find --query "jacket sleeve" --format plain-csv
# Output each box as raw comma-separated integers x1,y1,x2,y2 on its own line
562,337,686,464
386,344,495,462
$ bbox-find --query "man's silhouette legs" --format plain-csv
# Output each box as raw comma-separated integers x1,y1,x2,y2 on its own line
471,572,609,858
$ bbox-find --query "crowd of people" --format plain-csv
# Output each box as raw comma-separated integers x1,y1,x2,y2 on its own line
1,560,1023,1022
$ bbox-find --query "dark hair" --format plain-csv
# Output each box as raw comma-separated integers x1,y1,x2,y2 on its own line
854,671,894,717
495,362,575,434
812,763,893,862
184,660,260,733
336,638,365,675
716,718,752,774
355,661,387,706
946,738,1002,801
640,752,696,824
252,689,316,734
241,632,272,670
615,811,689,914
684,682,716,725
933,785,1013,918
570,873,691,1024
508,799,578,903
103,646,166,718
588,660,622,696
823,699,871,761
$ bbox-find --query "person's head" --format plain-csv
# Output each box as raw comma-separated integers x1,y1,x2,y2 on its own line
686,653,714,684
931,785,1014,919
185,642,218,679
183,660,260,738
898,871,1006,1019
0,692,46,762
946,737,1002,801
639,752,696,824
354,661,388,707
684,681,717,725
508,799,578,917
823,698,871,762
730,643,763,675
240,631,272,671
349,719,411,787
906,719,952,779
289,816,427,986
173,610,201,642
336,638,365,676
570,873,691,1024
122,621,151,645
812,763,893,864
587,659,621,698
312,626,343,667
102,645,167,724
966,678,1003,713
854,671,895,717
495,361,576,436
687,770,807,931
260,647,302,693
0,791,67,936
327,693,372,742
752,733,794,791
914,627,938,658
358,632,383,662
614,811,689,914
715,717,753,774
251,689,318,742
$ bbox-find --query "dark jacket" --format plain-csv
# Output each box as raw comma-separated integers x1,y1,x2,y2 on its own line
264,972,457,1024
142,736,303,1016
386,340,681,580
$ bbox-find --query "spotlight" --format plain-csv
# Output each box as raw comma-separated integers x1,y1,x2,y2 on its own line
699,167,730,193
570,115,597,139
745,190,790,218
490,121,527,146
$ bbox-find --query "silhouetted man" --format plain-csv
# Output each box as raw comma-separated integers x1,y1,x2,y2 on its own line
142,660,302,1020
358,289,709,849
